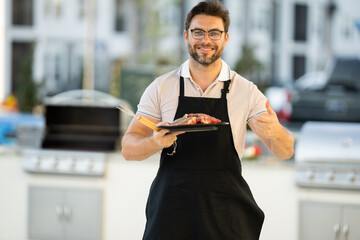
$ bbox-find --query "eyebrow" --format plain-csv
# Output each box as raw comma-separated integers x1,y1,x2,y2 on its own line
191,28,224,31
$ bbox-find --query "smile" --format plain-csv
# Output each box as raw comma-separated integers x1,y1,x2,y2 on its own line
197,46,215,53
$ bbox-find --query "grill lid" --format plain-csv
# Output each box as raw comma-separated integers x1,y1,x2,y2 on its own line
42,90,132,151
44,89,128,107
295,121,360,164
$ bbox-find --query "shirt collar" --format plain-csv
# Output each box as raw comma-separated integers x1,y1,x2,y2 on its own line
179,59,231,81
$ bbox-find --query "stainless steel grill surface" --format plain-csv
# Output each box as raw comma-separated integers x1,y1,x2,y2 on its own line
295,121,360,190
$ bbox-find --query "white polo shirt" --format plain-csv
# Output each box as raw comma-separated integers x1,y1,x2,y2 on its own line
137,59,267,158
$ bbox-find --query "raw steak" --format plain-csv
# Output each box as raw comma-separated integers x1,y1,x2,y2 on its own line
171,113,221,125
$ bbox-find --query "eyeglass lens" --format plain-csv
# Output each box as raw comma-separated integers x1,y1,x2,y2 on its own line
190,29,223,40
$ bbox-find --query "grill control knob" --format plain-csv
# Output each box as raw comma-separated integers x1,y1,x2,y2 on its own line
329,171,336,181
72,161,77,169
53,159,59,169
306,170,316,180
89,161,94,171
348,172,357,182
34,157,41,168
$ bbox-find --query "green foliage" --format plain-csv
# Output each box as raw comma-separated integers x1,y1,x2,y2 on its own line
234,43,264,83
119,67,155,111
16,43,42,113
135,0,182,66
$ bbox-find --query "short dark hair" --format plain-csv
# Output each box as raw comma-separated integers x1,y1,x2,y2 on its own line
185,0,230,32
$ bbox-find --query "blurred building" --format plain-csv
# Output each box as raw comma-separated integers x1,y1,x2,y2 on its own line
3,0,136,98
1,0,360,103
225,0,360,84
271,0,360,83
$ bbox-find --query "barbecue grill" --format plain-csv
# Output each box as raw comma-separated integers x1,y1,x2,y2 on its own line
22,90,131,176
295,121,360,190
295,121,360,240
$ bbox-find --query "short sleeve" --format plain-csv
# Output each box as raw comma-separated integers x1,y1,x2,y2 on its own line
136,79,162,120
247,83,268,122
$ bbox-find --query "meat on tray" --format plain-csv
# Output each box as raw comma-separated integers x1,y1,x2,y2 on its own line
170,113,221,125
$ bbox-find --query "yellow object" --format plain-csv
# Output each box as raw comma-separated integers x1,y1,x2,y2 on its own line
117,105,159,132
136,115,159,132
1,95,18,112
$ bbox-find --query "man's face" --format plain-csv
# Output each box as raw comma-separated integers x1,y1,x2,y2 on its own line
184,14,229,66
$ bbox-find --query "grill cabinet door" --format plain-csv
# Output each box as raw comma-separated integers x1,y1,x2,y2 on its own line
28,187,64,240
299,202,342,240
342,206,360,240
64,189,102,240
28,187,102,240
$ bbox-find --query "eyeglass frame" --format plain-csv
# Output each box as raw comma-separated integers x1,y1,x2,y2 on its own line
187,28,226,40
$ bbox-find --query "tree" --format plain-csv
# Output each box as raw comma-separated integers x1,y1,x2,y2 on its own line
16,42,42,113
234,43,264,84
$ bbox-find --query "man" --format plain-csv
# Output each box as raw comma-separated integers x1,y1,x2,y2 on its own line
122,0,294,239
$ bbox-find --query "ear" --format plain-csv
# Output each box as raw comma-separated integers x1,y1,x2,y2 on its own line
184,30,189,43
224,31,229,47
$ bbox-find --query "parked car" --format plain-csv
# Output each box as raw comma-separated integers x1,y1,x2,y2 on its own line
265,71,327,122
266,57,360,123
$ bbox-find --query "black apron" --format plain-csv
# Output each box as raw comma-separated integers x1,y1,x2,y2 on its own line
143,76,265,240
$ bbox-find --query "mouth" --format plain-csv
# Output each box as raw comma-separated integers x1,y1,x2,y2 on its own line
196,45,216,53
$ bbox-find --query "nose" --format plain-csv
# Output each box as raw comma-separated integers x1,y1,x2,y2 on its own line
201,32,212,43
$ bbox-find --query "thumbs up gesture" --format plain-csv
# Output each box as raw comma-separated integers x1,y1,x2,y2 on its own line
249,100,282,139
248,100,294,159
265,100,276,116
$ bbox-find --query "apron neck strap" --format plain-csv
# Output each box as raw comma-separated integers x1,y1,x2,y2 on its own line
180,76,185,97
221,80,231,99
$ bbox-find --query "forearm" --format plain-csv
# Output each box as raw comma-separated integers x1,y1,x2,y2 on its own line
121,133,163,161
266,127,294,159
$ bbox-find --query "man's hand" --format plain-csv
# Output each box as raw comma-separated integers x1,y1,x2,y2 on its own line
250,100,282,139
248,100,294,159
121,116,185,161
153,126,182,149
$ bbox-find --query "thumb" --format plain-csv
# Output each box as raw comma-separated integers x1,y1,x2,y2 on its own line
266,100,276,115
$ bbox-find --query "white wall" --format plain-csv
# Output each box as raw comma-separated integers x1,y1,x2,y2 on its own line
0,0,6,101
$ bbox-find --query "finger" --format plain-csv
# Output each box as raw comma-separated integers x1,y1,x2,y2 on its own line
156,129,169,137
174,131,186,136
168,132,184,139
266,100,276,115
157,121,170,126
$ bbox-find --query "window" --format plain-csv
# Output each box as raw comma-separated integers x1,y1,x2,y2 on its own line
43,0,63,18
293,4,308,41
115,0,125,32
293,55,306,80
43,52,61,93
44,43,83,95
12,0,34,26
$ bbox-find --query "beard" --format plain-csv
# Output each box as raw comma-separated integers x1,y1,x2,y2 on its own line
187,42,224,67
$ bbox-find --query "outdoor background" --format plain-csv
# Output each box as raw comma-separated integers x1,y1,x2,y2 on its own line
1,0,359,114
1,1,360,240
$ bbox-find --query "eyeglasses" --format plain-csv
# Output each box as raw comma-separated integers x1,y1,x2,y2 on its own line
187,29,225,40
